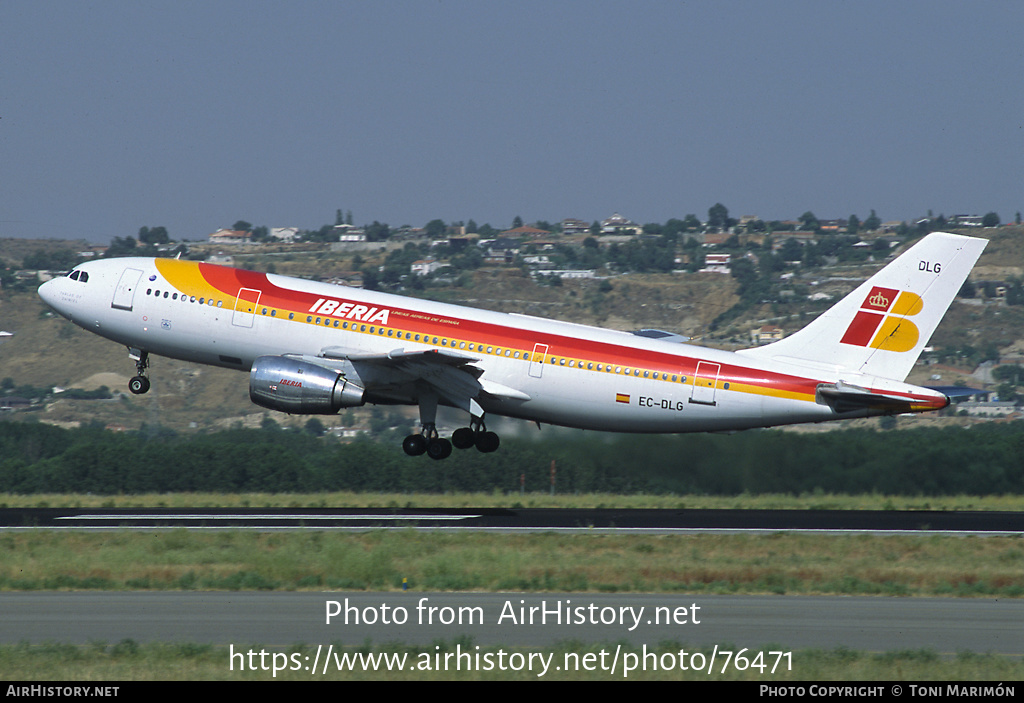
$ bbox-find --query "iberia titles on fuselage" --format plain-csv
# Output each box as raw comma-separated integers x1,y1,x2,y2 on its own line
37,231,987,459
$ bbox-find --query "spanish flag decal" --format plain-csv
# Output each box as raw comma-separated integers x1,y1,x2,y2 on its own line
615,393,630,404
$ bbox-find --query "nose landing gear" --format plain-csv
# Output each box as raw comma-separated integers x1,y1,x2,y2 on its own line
127,348,151,395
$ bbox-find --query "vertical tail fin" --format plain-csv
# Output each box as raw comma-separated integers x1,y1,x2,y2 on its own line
739,232,987,381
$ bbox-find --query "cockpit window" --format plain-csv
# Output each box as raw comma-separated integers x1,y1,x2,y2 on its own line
69,270,80,281
67,270,89,282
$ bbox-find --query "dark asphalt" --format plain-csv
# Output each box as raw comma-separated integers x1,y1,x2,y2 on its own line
1,507,1022,533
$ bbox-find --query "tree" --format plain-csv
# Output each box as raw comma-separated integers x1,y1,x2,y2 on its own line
22,249,79,270
799,211,819,232
863,210,881,231
304,418,327,436
982,212,1000,227
425,219,447,239
105,236,137,258
365,221,390,242
779,238,804,263
512,215,523,229
360,267,380,291
138,226,169,245
233,220,253,232
708,203,729,232
847,215,861,235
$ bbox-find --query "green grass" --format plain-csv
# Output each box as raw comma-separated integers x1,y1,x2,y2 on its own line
1,530,1021,597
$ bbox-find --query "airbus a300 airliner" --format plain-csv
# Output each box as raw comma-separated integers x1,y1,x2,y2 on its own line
38,232,985,459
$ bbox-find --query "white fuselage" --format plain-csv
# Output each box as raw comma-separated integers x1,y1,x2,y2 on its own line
38,256,948,433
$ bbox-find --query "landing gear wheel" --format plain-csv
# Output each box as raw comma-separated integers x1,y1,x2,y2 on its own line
402,434,427,456
475,431,500,453
452,427,476,449
426,438,452,460
128,376,150,395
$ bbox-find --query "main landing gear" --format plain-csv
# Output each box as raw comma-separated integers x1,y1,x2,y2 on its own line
402,395,499,459
127,348,151,395
402,422,500,460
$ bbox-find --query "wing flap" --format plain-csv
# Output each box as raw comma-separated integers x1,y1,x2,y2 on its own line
316,345,531,410
321,345,478,366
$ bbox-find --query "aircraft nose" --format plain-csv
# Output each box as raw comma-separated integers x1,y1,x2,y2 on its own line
37,276,72,319
37,277,59,308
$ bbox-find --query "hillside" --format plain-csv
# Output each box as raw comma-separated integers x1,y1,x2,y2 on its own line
3,227,1022,433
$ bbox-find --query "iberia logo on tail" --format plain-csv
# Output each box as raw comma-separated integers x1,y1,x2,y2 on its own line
840,286,923,352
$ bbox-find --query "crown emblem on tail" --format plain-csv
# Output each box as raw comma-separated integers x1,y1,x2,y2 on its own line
868,291,889,308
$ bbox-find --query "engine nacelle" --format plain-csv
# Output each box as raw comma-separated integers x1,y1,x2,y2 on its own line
249,355,365,414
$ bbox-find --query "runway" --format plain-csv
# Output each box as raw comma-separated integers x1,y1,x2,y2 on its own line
2,508,1021,656
2,507,1023,534
2,592,1021,655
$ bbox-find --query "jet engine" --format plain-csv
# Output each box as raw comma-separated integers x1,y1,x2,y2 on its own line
249,355,364,414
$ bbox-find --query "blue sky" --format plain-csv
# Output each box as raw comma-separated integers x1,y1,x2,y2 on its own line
3,1,1021,243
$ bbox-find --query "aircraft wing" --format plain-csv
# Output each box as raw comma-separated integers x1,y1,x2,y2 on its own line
317,345,531,413
322,345,480,368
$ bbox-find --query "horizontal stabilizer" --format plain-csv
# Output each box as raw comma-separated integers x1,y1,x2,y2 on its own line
816,380,947,414
924,385,983,400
